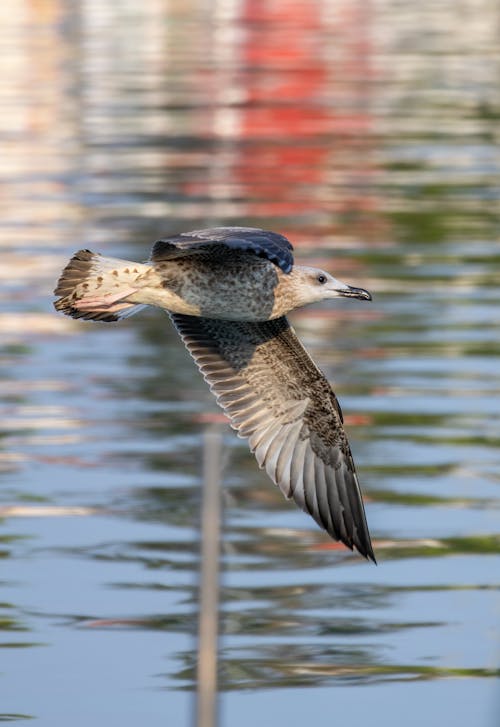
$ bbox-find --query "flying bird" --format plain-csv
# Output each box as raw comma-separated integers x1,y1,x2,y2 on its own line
54,227,375,561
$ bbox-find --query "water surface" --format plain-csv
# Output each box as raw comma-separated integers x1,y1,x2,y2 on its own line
0,1,499,725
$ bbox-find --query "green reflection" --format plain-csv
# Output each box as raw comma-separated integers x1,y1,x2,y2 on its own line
0,642,43,649
172,644,500,690
215,658,500,690
376,534,500,561
0,610,28,633
0,715,35,722
368,488,496,508
0,606,41,650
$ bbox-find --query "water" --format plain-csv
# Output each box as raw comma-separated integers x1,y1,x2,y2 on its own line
1,1,499,725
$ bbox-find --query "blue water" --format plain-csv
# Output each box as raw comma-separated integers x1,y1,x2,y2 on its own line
1,1,499,725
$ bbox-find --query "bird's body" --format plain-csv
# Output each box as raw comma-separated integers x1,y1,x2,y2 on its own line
102,252,308,321
54,226,375,561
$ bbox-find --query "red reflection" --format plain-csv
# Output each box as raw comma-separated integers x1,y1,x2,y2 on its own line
186,0,377,236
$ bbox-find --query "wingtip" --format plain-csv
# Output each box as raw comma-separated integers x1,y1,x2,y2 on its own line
344,537,377,564
354,534,377,564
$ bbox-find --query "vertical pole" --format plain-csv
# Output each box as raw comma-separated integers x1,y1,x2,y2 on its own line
194,426,222,727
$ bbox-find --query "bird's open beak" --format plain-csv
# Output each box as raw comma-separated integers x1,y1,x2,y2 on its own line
336,284,372,301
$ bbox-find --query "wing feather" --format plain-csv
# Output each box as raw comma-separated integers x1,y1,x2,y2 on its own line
170,313,375,561
151,226,294,274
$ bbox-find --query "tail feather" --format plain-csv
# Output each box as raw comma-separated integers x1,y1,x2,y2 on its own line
54,249,149,322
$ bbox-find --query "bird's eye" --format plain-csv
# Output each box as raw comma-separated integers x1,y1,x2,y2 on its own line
317,274,327,285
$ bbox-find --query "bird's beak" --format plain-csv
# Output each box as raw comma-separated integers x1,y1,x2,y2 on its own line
336,284,372,301
329,277,372,301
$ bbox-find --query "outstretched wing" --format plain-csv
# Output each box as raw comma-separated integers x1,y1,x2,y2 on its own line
170,313,375,561
151,227,294,274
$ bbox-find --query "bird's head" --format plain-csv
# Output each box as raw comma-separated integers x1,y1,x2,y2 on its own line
287,265,372,309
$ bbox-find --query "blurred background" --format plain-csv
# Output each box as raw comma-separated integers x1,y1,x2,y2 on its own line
0,0,499,725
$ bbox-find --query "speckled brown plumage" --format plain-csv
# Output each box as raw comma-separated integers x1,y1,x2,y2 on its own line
156,253,281,321
53,226,375,560
171,313,375,560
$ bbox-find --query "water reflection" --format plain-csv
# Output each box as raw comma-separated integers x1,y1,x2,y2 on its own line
1,0,499,725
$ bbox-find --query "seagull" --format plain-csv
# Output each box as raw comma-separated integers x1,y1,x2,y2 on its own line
54,227,375,561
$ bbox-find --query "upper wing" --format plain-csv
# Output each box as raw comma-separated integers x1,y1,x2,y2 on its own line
170,313,375,561
151,227,294,274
